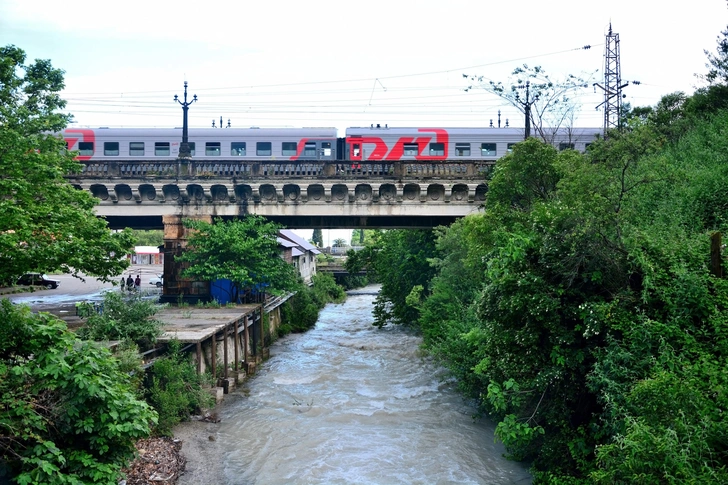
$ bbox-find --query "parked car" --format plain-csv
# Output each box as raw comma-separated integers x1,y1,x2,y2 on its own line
149,274,163,288
17,273,60,290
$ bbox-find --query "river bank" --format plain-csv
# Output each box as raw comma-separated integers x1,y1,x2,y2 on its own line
171,392,245,485
122,391,243,484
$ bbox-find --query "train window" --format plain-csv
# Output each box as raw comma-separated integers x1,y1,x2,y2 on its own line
507,143,516,153
481,143,496,156
78,142,94,156
129,142,145,156
322,142,332,156
155,142,170,156
303,142,316,156
104,142,119,156
455,143,471,156
205,142,221,156
188,142,196,156
282,142,297,156
231,142,246,156
403,143,418,156
559,143,575,151
257,142,272,156
429,143,445,156
352,143,361,157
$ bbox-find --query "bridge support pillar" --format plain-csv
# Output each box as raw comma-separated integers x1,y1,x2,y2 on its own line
161,214,212,304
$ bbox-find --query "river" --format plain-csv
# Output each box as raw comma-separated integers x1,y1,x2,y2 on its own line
217,286,532,484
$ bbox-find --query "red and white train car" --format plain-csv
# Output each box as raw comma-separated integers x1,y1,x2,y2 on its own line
62,127,339,162
344,125,600,161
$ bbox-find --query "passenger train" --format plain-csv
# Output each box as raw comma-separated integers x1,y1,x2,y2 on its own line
62,125,601,162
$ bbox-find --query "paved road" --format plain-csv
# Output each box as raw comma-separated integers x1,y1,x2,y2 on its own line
2,265,164,317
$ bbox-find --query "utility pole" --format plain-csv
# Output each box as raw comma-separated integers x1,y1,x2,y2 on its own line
593,23,631,135
514,81,537,140
212,116,231,128
174,81,197,158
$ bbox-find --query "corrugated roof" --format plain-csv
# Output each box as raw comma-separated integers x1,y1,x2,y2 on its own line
276,237,298,248
278,229,321,254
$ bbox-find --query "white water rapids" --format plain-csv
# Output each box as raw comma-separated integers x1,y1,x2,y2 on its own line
217,286,532,484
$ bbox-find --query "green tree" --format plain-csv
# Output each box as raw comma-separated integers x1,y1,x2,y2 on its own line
416,104,728,483
176,216,299,303
332,238,347,247
0,299,157,484
311,228,323,247
0,45,134,283
701,2,728,86
347,229,437,328
130,229,163,247
350,229,378,246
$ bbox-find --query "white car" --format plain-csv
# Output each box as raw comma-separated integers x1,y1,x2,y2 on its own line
149,275,163,288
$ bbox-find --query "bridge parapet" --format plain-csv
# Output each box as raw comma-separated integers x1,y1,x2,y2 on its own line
74,160,494,181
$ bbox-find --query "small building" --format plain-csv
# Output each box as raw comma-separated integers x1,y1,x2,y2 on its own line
130,246,163,265
277,229,320,285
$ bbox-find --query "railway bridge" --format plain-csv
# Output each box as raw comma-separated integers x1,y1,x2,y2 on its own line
69,158,492,230
69,158,492,302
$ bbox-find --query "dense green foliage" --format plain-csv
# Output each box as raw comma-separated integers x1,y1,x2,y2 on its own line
130,230,163,247
146,340,214,436
76,291,164,351
350,229,379,246
177,216,299,302
369,91,728,482
0,45,134,284
0,300,156,484
346,229,437,327
279,272,346,335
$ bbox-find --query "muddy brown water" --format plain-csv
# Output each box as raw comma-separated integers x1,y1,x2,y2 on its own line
216,286,532,484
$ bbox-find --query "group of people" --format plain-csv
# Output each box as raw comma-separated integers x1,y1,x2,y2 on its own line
121,274,142,292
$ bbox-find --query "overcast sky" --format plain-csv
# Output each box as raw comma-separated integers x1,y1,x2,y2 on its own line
3,0,727,242
3,0,727,134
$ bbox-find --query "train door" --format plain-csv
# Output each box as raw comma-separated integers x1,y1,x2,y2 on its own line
347,137,363,161
319,141,334,160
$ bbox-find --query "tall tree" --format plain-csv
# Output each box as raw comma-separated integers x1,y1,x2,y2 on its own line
0,45,134,282
701,2,728,85
176,216,299,303
311,228,324,247
464,64,594,143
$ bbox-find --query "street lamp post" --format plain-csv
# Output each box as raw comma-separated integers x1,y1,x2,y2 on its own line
174,82,197,158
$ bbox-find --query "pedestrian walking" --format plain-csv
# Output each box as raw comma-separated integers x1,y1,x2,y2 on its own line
126,275,134,292
134,274,141,292
120,276,125,292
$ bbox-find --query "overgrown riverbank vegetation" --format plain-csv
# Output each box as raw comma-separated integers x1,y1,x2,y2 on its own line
348,92,728,482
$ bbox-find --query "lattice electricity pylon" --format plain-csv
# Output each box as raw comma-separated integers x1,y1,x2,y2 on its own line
593,23,629,135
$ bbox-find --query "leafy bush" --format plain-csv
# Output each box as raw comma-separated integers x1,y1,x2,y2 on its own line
311,272,345,305
0,299,157,484
145,339,214,436
278,274,346,336
77,290,164,350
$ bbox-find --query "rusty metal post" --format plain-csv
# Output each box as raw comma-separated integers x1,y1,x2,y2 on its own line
196,341,202,375
224,324,229,379
711,232,723,278
234,317,240,372
243,315,249,364
211,331,217,380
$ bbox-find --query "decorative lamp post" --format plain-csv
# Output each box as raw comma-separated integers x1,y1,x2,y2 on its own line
174,81,197,158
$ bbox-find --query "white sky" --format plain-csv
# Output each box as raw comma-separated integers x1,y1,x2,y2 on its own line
3,0,727,242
